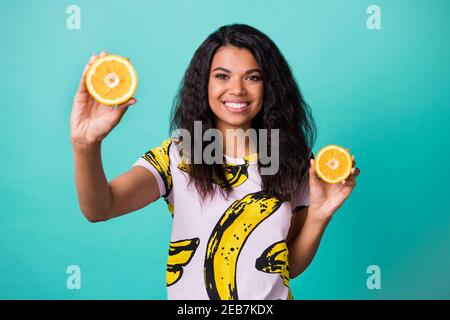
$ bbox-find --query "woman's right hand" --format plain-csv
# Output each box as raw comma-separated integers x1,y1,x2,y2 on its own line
70,51,137,146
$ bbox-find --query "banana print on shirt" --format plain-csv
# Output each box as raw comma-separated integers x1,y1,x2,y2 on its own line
142,137,173,196
256,241,295,300
166,238,200,286
255,240,290,288
204,191,282,300
133,137,311,300
177,153,257,189
164,197,174,216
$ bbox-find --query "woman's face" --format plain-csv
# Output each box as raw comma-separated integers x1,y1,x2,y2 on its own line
208,45,263,132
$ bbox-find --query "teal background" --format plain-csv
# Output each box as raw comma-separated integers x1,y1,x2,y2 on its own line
1,0,449,299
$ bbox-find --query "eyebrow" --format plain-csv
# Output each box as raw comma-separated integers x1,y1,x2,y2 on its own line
212,67,261,74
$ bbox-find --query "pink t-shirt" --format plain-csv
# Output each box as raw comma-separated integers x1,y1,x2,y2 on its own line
132,135,310,300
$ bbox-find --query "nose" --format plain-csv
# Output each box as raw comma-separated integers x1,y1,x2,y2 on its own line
229,78,247,96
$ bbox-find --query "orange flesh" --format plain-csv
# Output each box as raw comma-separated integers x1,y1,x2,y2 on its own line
318,148,350,181
90,60,132,100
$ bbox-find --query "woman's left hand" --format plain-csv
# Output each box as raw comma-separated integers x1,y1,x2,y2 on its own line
308,155,360,222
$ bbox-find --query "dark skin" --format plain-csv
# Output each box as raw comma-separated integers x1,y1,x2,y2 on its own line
208,45,263,158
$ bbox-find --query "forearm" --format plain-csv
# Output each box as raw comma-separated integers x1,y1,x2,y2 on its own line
72,141,112,222
288,209,331,278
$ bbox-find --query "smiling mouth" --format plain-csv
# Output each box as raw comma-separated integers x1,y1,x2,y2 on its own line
222,101,251,109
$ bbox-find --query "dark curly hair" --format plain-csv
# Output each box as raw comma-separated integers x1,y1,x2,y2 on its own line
170,24,317,203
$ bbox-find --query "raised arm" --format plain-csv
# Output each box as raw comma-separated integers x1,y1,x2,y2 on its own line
72,142,160,222
70,51,159,222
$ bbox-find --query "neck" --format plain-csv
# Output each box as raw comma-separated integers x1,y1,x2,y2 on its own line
216,121,255,158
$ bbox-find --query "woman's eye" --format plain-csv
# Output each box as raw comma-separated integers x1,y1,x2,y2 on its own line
215,73,229,80
214,73,261,81
247,75,261,81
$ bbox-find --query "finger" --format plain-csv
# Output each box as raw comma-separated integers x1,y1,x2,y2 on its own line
77,53,98,95
343,180,356,187
352,167,360,177
115,98,137,110
309,159,321,182
100,50,108,57
341,177,356,186
309,159,315,174
347,167,361,182
309,159,315,175
351,155,356,168
112,99,137,124
83,53,97,76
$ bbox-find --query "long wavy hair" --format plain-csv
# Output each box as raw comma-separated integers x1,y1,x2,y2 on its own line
170,24,317,203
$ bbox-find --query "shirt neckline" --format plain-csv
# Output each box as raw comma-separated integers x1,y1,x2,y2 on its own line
223,152,258,165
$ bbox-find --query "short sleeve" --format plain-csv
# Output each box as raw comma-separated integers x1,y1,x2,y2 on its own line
290,179,310,213
290,152,314,213
132,137,173,198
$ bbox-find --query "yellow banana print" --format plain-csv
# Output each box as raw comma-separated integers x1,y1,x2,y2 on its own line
204,191,282,300
163,197,174,217
255,240,290,288
287,290,294,300
219,163,248,188
142,137,172,196
166,238,200,286
178,153,255,189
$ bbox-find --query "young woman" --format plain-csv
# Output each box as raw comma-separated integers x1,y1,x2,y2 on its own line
70,24,360,300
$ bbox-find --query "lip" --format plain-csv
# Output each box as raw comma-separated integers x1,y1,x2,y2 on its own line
221,101,251,114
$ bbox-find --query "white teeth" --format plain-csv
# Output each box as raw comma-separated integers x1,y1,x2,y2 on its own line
224,102,249,109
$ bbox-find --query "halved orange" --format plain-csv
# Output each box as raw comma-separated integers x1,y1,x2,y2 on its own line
85,54,138,106
314,145,352,184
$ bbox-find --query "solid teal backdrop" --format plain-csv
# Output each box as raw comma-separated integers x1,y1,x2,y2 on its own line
0,0,449,299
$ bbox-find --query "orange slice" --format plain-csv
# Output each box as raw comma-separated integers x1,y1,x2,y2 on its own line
314,145,352,184
85,54,138,106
